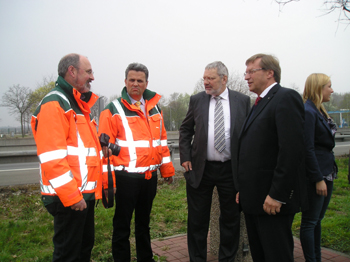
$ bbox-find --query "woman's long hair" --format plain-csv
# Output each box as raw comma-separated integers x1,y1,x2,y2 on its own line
303,73,331,118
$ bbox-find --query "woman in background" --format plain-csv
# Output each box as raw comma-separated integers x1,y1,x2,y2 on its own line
301,73,338,262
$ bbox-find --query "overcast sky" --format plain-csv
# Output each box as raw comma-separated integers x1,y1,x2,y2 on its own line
0,0,349,127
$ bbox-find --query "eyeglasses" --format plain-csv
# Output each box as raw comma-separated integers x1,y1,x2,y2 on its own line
244,68,265,76
203,77,216,82
76,67,94,75
202,74,225,82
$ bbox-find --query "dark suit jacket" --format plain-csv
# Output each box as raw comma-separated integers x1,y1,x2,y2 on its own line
179,88,250,188
304,99,337,183
237,84,306,215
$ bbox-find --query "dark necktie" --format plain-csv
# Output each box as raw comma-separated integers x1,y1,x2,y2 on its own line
255,96,262,106
214,96,225,153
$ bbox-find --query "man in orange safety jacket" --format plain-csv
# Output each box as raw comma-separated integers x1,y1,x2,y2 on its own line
31,53,104,262
98,63,175,262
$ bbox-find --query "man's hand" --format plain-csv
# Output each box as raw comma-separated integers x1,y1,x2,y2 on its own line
104,187,117,197
263,195,282,215
164,176,173,185
71,198,87,211
102,146,112,158
316,180,327,196
235,192,240,204
181,161,192,172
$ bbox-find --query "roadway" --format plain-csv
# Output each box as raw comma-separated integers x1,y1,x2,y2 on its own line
1,141,349,187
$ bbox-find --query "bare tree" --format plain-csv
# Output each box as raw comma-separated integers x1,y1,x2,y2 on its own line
1,85,33,137
108,94,121,103
193,79,204,95
275,0,350,25
29,78,55,114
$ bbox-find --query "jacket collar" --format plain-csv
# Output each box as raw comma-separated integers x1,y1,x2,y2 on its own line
120,86,161,112
56,76,99,112
305,99,333,136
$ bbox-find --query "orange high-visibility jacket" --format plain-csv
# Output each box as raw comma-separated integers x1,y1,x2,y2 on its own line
31,76,104,207
98,87,175,181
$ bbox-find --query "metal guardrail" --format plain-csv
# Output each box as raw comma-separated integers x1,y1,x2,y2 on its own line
1,128,348,164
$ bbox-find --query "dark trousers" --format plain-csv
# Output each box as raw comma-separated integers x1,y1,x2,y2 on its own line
46,199,95,262
112,171,157,262
186,160,240,262
300,180,333,262
244,213,295,262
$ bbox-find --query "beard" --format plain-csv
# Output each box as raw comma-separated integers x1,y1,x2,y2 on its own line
74,79,91,93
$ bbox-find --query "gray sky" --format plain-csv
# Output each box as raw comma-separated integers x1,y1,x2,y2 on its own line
0,0,349,127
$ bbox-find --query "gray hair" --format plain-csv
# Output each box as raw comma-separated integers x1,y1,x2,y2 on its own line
125,63,149,81
58,53,80,78
205,61,228,79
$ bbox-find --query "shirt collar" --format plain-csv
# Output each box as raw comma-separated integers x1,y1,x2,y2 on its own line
211,87,229,100
128,93,145,105
260,82,277,98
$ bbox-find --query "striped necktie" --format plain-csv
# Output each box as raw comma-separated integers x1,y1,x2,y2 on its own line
214,96,225,153
134,101,141,110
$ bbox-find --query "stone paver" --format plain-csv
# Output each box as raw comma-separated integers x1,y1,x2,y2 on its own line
151,234,350,262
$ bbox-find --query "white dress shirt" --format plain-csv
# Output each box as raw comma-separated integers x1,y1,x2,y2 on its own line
207,88,231,162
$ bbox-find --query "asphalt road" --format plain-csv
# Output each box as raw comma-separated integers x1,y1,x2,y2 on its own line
1,141,349,187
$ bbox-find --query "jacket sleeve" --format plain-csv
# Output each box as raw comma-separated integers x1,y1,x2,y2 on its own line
159,110,175,178
304,105,324,183
179,95,195,164
269,90,305,203
31,101,83,207
98,108,117,189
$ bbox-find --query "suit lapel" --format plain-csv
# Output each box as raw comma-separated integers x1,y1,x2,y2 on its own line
242,84,280,133
229,89,238,137
308,100,333,137
201,92,211,137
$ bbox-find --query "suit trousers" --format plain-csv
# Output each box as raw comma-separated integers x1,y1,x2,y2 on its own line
112,171,157,262
46,199,95,262
244,213,295,262
186,160,240,262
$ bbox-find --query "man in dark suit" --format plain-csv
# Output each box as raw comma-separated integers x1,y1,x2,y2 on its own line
236,54,305,262
179,61,250,261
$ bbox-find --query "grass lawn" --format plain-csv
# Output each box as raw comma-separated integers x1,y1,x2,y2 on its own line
0,157,349,261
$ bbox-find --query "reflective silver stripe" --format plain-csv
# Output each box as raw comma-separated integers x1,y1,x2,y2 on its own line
67,146,79,155
67,146,96,156
40,164,57,194
49,170,73,188
114,164,160,173
41,90,71,106
103,164,115,172
152,139,161,147
77,131,88,191
149,164,160,170
41,184,56,194
162,156,171,164
160,139,167,146
79,181,97,191
39,149,67,164
117,139,149,147
113,100,137,167
114,166,124,171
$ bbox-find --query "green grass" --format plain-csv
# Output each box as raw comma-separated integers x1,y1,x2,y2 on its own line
0,158,349,261
292,157,350,254
0,174,188,262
